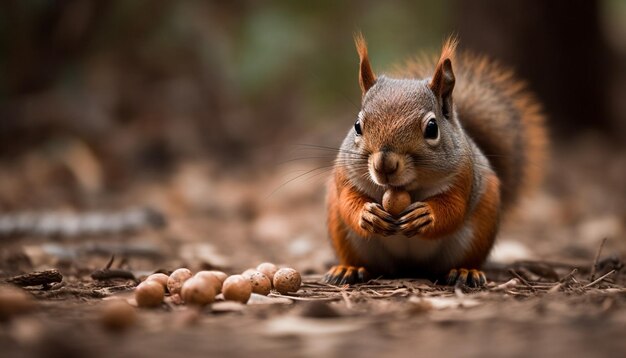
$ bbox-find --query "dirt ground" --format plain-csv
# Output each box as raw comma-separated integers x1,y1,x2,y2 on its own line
1,135,625,358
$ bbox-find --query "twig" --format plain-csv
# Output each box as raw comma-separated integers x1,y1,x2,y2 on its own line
6,269,63,287
367,289,383,296
340,290,353,309
268,293,340,302
508,269,536,292
559,268,578,283
582,269,616,289
491,278,520,291
105,255,115,269
547,283,562,294
590,238,608,281
301,281,337,288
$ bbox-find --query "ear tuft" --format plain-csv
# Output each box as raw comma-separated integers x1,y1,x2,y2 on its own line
438,36,458,68
354,32,377,96
430,36,458,117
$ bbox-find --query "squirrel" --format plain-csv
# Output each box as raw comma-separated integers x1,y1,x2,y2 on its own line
323,34,546,287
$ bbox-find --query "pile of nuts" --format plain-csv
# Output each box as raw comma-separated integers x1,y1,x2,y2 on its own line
135,263,302,308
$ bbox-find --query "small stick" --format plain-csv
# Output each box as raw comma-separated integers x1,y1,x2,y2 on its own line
367,288,383,296
508,269,536,292
547,283,562,294
582,269,616,289
105,255,115,269
560,268,578,283
491,278,520,291
268,293,340,302
301,281,338,288
340,290,353,309
590,238,608,281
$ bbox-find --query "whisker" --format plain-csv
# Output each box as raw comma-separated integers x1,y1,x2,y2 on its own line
276,156,342,166
298,167,338,186
291,143,368,157
267,165,338,199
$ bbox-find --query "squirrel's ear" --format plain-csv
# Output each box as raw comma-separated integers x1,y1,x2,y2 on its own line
430,37,457,118
354,32,376,96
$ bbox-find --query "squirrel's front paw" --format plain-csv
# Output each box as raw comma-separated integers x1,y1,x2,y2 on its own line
396,202,434,237
359,202,397,236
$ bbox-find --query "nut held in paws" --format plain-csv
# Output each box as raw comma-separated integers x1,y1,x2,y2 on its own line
382,189,411,216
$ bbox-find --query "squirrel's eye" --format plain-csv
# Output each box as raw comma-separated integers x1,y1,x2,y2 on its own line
424,118,438,140
354,119,362,136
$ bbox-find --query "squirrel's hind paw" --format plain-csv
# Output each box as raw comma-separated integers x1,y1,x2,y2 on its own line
446,268,486,288
322,265,369,285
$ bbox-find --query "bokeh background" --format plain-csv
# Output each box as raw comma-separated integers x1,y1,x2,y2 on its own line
0,0,625,274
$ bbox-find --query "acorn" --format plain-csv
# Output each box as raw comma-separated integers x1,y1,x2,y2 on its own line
256,263,278,285
382,189,411,216
135,280,165,308
167,268,192,295
222,275,252,304
194,271,224,294
204,270,227,285
145,273,169,289
241,268,257,279
246,271,272,296
181,277,216,306
273,268,301,294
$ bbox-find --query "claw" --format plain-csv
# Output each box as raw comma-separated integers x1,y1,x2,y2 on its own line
357,267,369,282
338,266,358,285
396,214,429,226
447,268,458,285
329,266,347,285
445,268,486,288
398,202,426,217
322,265,369,285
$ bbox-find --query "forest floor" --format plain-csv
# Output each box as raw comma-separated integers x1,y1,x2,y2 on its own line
1,136,625,357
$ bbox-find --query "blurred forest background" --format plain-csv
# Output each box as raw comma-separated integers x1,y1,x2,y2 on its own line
0,0,625,273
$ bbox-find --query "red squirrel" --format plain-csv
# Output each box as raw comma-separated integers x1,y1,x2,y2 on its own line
323,34,546,287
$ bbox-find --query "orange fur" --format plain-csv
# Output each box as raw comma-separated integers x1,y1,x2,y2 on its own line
461,171,501,268
420,163,473,239
326,167,368,266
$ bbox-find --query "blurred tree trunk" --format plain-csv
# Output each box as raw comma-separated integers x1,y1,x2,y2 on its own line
453,0,615,138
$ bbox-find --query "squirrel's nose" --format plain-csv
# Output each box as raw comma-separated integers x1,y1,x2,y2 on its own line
372,151,399,176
